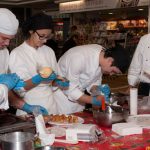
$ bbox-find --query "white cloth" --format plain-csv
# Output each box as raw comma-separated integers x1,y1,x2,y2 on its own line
0,8,19,35
57,44,103,113
0,48,9,74
9,42,58,115
0,48,9,109
0,84,9,110
128,33,150,86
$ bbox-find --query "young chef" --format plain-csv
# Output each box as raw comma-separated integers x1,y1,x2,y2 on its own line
53,44,123,114
128,33,150,96
9,13,68,116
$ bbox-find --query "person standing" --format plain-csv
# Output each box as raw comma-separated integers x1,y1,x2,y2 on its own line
9,13,61,116
0,8,20,110
128,33,150,96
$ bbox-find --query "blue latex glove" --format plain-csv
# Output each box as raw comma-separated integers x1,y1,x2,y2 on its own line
0,73,20,90
92,95,110,106
55,78,69,88
32,72,57,84
14,79,26,90
92,96,101,106
22,103,48,115
98,84,111,97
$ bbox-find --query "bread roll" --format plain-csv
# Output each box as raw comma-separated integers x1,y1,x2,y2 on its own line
39,67,53,78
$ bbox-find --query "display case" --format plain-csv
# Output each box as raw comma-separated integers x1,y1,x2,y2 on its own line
76,19,148,49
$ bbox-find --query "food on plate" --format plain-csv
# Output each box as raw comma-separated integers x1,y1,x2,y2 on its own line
39,67,53,78
43,114,78,123
43,115,51,123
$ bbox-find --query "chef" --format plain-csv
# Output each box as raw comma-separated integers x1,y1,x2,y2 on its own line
53,44,122,114
128,33,150,96
0,8,20,110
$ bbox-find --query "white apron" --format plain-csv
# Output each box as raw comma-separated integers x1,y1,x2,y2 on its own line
9,42,58,115
53,88,84,114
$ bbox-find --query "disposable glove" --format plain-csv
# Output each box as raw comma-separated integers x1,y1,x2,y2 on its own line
22,103,48,115
54,78,69,88
0,73,20,90
13,79,26,90
32,72,57,84
92,95,106,110
92,96,101,106
98,84,111,96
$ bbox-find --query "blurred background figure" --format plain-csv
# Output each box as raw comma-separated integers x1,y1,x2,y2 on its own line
61,30,85,57
46,32,59,61
68,25,78,38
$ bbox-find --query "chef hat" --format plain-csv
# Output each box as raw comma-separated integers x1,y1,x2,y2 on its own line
0,8,19,35
22,13,53,37
30,13,53,30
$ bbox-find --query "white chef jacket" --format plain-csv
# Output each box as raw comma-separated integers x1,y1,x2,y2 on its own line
9,42,59,115
0,84,9,110
0,48,9,109
56,44,103,113
128,33,150,86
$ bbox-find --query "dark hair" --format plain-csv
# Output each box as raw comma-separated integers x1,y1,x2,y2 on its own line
22,12,53,38
104,47,130,73
103,48,113,58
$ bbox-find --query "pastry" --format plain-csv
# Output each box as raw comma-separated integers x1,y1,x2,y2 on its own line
39,67,53,78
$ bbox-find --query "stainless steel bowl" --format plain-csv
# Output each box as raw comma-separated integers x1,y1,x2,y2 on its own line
0,132,34,150
93,105,129,127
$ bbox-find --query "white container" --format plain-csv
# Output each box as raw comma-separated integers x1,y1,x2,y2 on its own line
130,88,138,115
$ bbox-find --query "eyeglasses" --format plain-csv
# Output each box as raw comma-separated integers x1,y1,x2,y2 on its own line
35,31,51,41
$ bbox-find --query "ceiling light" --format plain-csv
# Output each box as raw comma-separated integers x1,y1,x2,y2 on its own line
54,0,81,3
108,12,113,15
138,8,144,11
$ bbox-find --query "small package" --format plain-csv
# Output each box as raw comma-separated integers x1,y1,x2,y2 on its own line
112,123,143,136
66,124,102,142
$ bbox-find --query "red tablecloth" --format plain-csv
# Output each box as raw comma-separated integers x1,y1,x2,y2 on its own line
52,112,150,150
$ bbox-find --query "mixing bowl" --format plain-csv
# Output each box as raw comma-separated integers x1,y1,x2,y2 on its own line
93,105,129,127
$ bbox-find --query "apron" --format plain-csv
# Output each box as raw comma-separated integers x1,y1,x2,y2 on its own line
53,88,84,114
16,84,58,116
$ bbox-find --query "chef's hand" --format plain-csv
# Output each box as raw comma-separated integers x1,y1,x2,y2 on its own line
21,103,48,115
0,73,20,90
13,79,26,90
31,72,57,84
92,94,110,106
98,84,111,96
54,76,69,90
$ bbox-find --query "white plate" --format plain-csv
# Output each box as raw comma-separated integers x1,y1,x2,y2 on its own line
127,114,150,128
47,126,66,137
48,116,84,127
